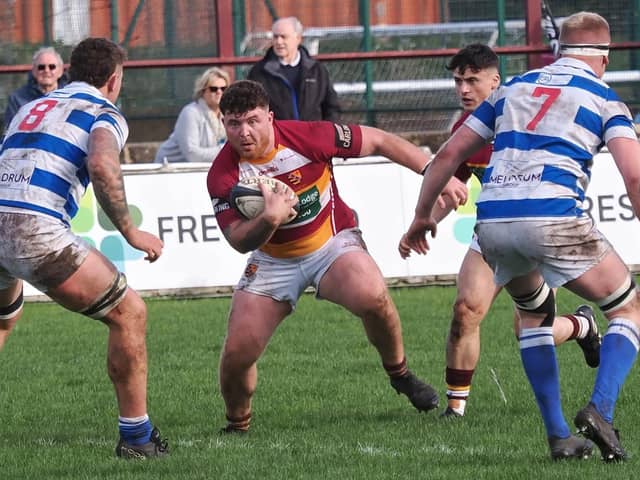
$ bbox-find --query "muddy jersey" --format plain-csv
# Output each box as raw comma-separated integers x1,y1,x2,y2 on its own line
0,82,128,225
452,111,492,183
208,121,362,258
465,57,636,222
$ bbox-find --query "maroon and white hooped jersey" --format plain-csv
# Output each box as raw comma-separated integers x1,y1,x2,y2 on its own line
208,120,362,258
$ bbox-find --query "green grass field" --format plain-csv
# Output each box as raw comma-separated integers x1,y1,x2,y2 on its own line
1,286,638,479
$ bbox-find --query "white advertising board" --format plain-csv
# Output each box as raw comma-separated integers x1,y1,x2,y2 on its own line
24,152,640,297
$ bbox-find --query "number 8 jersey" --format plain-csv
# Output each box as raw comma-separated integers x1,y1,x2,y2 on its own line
0,81,128,225
464,57,636,223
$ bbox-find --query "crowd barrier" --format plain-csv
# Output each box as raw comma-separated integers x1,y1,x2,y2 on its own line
24,151,640,298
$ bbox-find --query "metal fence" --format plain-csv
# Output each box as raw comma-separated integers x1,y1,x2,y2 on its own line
1,0,639,148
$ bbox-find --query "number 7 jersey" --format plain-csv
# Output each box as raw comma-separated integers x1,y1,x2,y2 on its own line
464,57,636,223
0,81,128,225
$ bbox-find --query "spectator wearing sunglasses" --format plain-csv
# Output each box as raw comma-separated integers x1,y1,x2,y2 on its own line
155,67,230,164
3,46,68,133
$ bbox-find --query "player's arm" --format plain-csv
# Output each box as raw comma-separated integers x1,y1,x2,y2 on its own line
222,217,278,254
358,125,468,208
358,125,428,173
608,136,640,218
87,127,163,262
220,183,298,254
415,126,484,219
404,125,485,255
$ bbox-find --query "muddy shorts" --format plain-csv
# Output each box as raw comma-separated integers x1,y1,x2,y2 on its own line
469,232,481,253
0,212,90,292
474,217,612,288
236,228,367,309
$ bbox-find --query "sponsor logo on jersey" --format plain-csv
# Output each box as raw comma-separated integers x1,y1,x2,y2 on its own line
212,198,230,215
257,164,279,175
488,172,542,185
0,159,35,190
287,169,302,185
536,73,572,85
0,171,31,186
333,124,352,149
289,186,321,224
488,164,543,187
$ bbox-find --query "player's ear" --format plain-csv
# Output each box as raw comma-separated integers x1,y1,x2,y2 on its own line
492,72,501,89
106,67,123,94
105,73,116,94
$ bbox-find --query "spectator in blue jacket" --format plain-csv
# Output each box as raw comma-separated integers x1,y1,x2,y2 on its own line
4,46,67,132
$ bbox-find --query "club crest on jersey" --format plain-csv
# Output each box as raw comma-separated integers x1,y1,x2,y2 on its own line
287,169,302,185
244,263,258,279
333,124,352,149
537,73,553,84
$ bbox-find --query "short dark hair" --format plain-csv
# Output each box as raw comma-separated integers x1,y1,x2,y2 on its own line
219,80,270,116
68,37,126,88
446,43,498,74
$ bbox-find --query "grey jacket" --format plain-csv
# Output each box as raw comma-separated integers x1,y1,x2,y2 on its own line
155,99,226,163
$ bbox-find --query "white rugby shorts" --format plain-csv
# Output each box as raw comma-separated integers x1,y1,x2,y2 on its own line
469,232,481,253
0,212,90,291
475,217,612,287
236,228,367,308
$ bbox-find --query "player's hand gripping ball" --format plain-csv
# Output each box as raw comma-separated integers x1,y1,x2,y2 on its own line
230,176,299,224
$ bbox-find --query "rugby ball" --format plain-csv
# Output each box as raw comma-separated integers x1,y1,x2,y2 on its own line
230,176,299,223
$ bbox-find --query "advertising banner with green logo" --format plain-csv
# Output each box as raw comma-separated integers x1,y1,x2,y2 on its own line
23,154,640,298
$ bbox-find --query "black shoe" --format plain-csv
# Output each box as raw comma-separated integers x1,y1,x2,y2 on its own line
439,407,463,419
115,427,169,459
574,304,601,368
390,371,439,412
548,434,593,461
574,403,627,462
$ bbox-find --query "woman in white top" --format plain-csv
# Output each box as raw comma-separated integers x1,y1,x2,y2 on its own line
155,67,230,163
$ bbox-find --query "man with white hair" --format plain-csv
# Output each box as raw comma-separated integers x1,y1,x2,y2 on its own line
402,11,640,462
248,16,340,121
4,46,67,131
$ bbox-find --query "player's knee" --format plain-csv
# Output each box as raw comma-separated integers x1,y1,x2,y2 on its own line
356,287,393,320
452,296,486,329
0,287,24,327
122,290,147,327
220,349,257,378
512,282,555,327
221,334,262,370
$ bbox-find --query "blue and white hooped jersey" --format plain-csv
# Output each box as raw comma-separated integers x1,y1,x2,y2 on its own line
0,81,128,225
465,57,636,223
